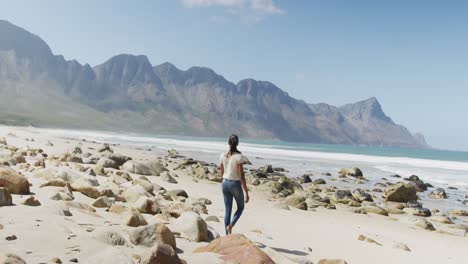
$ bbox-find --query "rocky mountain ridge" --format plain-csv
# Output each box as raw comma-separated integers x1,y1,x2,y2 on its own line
0,20,427,147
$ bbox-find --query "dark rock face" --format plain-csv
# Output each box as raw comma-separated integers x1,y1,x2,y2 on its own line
0,20,428,148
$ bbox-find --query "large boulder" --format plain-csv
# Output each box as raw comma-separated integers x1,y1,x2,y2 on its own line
172,211,208,242
122,160,168,176
194,234,274,264
0,187,12,206
129,223,176,249
140,244,183,264
383,183,417,202
122,161,153,175
0,167,30,194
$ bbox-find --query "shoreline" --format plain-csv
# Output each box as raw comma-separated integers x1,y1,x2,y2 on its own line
0,126,467,264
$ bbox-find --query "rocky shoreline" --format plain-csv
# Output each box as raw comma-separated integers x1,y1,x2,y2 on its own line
0,127,467,264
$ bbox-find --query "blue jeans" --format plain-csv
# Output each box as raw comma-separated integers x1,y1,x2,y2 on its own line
222,179,245,234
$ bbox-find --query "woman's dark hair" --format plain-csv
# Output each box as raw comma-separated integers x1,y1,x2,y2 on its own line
228,134,241,156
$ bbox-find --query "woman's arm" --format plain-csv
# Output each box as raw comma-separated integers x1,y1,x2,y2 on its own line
239,163,249,203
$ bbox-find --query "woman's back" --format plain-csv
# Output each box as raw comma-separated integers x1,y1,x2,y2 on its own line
220,152,244,181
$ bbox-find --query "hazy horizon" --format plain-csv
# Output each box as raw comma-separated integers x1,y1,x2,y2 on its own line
1,0,467,150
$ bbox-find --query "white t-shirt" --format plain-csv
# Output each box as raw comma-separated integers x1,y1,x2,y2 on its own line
219,152,245,181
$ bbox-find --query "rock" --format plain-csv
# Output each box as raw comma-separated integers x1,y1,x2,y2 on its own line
51,257,62,263
140,243,183,264
123,185,151,203
96,230,129,246
299,174,312,183
5,235,17,241
408,217,436,231
0,137,6,145
429,188,447,199
364,206,388,216
21,196,41,206
331,190,354,204
317,260,348,264
72,185,101,199
403,207,431,217
92,196,113,208
0,253,26,264
160,172,177,184
313,178,326,185
205,215,220,222
383,183,417,202
406,200,422,208
282,194,307,208
124,211,148,227
133,178,155,195
408,180,428,192
65,201,97,213
392,242,411,251
167,189,188,198
449,210,468,216
69,258,78,263
122,160,153,175
134,197,160,215
429,215,454,224
50,192,74,201
53,204,73,216
172,211,208,242
407,175,420,181
122,160,167,176
0,187,12,206
194,234,274,264
105,153,132,167
0,167,30,194
98,143,112,153
357,234,382,246
40,179,67,188
339,167,363,177
352,188,373,202
95,158,118,174
261,165,274,174
129,223,176,249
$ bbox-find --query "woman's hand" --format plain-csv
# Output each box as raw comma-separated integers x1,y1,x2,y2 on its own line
245,192,250,203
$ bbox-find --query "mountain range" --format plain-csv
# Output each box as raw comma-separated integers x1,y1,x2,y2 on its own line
0,20,427,148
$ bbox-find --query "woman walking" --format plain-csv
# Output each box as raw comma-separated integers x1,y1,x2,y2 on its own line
219,134,250,235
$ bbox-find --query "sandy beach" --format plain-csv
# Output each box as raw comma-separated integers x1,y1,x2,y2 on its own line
0,125,467,264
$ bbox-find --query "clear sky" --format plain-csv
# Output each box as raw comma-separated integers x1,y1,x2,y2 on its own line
1,0,467,150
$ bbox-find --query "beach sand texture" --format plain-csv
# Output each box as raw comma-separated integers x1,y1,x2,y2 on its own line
0,126,467,264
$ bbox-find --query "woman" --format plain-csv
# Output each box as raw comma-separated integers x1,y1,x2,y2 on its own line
219,134,249,235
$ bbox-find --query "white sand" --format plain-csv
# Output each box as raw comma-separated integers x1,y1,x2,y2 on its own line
0,125,467,264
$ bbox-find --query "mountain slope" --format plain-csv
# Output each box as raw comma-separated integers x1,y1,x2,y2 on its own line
0,20,427,147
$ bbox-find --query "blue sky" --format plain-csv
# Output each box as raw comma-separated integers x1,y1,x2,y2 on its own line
1,0,468,150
